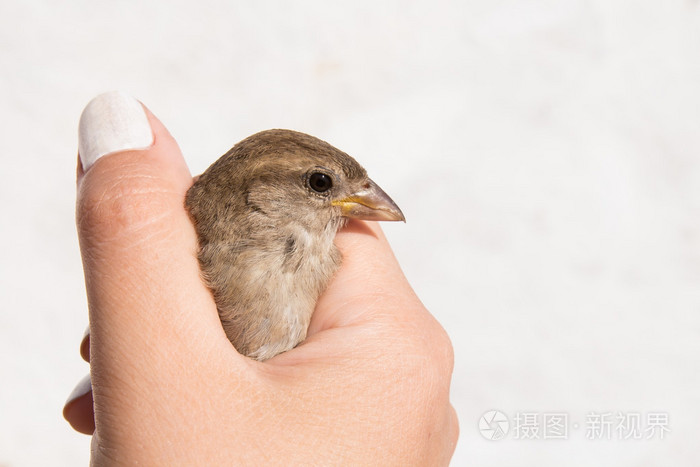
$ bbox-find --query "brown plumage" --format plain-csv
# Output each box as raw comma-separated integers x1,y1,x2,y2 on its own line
185,129,404,360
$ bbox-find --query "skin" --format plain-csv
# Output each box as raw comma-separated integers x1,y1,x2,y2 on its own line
64,106,459,465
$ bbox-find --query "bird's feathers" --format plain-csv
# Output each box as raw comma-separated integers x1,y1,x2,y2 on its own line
185,129,400,360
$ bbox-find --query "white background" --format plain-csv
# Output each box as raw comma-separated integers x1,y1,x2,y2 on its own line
1,1,699,465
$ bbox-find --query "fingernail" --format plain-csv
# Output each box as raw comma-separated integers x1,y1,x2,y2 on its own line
78,91,154,171
65,373,92,406
63,373,95,434
80,326,90,362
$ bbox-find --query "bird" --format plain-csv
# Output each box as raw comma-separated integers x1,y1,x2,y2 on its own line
185,129,404,361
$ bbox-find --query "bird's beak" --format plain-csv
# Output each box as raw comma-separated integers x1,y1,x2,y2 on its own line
332,179,405,222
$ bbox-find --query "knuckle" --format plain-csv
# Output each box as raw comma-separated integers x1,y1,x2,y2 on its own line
393,318,455,433
407,317,455,383
449,405,460,445
77,165,176,246
430,324,455,377
397,331,454,399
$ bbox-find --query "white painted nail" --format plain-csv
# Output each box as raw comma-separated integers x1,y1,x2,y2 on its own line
65,373,92,405
78,91,154,171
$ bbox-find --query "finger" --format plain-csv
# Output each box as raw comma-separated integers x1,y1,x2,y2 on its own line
76,93,242,422
309,220,423,331
294,219,454,371
63,374,95,435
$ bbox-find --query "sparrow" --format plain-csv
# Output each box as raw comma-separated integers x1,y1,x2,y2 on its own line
185,129,404,361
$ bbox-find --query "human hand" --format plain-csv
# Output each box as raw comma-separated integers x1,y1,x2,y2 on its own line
63,92,458,465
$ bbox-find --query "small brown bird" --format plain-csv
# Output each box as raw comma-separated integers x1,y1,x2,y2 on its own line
185,130,404,360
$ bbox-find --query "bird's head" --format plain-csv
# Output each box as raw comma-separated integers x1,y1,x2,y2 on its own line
189,129,404,236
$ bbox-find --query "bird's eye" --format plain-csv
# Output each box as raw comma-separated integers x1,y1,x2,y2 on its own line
308,172,333,193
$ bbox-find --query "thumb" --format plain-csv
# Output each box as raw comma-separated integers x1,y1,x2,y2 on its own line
74,92,236,432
